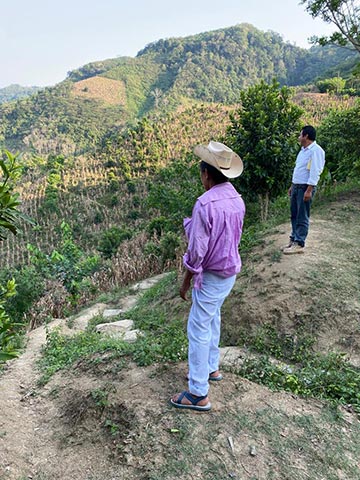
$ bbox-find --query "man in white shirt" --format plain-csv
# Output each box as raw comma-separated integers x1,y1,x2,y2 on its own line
283,125,325,255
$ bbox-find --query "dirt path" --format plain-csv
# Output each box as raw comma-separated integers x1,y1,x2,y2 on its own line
0,274,169,480
0,319,61,479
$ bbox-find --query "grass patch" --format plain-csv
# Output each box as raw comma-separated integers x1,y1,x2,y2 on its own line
37,328,131,384
38,272,188,382
237,352,360,413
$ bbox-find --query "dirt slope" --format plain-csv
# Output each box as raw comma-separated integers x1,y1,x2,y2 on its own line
223,190,360,366
1,192,360,480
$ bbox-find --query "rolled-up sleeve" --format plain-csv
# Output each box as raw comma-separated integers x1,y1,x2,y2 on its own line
183,203,210,286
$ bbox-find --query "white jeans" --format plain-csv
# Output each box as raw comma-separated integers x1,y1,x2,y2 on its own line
187,272,236,397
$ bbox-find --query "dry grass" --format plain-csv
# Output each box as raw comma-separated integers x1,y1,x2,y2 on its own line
71,76,126,105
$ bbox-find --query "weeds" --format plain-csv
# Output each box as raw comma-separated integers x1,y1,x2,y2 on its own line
237,352,360,413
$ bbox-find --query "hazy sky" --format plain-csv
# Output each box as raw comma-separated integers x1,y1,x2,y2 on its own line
1,0,335,88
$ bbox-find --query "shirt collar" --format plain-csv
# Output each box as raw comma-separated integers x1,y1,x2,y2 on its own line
301,141,317,151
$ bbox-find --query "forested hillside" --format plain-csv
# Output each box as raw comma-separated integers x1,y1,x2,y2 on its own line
0,23,358,156
0,84,41,104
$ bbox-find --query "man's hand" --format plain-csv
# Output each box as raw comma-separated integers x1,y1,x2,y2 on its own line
288,186,292,197
304,186,313,202
180,270,193,301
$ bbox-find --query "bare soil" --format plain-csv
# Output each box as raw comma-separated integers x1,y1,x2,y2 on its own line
1,192,360,480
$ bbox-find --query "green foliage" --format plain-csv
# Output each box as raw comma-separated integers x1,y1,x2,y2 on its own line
39,272,187,381
318,100,360,180
28,222,101,296
0,82,124,155
145,231,182,266
316,76,346,94
67,58,129,82
0,150,22,240
146,154,203,230
301,0,360,54
0,265,45,322
1,25,358,156
97,226,132,259
239,352,360,413
226,79,303,218
0,84,41,104
247,323,315,363
0,150,24,360
0,279,21,361
38,327,130,384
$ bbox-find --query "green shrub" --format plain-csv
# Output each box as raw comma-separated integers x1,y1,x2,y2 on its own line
97,226,132,259
316,77,346,94
0,279,22,361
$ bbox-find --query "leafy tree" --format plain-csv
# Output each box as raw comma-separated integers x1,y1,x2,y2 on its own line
316,76,346,93
28,222,101,296
226,80,303,220
301,0,360,54
318,100,360,180
0,151,22,240
0,151,23,360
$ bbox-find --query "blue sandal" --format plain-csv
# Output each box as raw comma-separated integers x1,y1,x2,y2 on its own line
170,391,211,411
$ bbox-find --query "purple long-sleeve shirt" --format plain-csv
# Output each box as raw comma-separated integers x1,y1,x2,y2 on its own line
183,182,246,289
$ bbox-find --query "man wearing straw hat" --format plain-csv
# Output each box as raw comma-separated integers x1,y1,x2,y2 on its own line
170,141,245,411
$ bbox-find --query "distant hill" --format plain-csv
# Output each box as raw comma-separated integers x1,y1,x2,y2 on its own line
0,23,358,155
0,84,42,104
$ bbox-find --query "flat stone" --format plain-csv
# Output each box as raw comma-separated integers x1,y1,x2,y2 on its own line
103,309,122,318
96,327,141,343
95,319,134,334
123,330,142,343
219,346,248,368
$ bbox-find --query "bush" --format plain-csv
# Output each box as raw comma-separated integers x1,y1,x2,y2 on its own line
97,226,132,259
316,77,346,94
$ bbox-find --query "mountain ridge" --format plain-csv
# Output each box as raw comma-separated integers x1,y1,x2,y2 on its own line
0,23,358,156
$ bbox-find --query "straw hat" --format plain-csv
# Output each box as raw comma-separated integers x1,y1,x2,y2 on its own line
194,141,243,178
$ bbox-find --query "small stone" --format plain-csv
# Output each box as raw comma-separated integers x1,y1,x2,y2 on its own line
103,309,122,318
249,445,257,456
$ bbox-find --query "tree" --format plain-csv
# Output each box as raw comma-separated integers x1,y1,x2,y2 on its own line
318,101,360,180
0,150,23,360
301,0,360,54
0,150,22,240
316,76,346,93
226,79,303,220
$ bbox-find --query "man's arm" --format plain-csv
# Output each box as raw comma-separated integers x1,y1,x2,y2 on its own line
180,269,194,301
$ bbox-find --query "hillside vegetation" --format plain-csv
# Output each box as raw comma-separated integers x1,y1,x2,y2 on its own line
0,84,41,104
1,191,360,480
0,23,358,155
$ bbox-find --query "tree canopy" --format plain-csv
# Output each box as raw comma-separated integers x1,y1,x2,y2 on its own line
226,80,303,220
301,0,360,54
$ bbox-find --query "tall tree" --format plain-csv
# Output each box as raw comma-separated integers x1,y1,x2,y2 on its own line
226,79,303,220
301,0,360,54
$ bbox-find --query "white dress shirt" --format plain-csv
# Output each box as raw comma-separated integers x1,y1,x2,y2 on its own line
292,141,325,186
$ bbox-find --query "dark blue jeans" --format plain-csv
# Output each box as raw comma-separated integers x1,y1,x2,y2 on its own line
290,184,315,247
